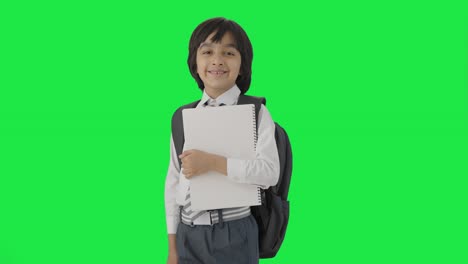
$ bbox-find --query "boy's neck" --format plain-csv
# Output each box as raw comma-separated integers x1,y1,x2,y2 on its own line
204,86,233,99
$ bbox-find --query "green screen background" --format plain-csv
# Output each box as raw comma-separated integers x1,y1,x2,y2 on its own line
1,1,467,263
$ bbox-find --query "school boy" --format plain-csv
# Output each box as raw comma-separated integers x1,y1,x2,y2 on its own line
165,17,280,264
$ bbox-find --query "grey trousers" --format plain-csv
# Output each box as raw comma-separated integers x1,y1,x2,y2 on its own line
176,214,259,264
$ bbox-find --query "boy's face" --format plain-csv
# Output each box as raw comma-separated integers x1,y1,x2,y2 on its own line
196,31,241,97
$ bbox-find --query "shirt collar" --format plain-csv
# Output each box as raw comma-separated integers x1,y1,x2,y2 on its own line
198,84,241,108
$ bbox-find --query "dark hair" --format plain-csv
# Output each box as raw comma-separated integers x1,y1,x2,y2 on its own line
187,17,253,94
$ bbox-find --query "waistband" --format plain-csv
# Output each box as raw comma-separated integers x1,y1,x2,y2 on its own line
179,206,251,227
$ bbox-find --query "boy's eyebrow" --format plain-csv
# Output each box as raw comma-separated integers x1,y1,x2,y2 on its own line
199,42,238,49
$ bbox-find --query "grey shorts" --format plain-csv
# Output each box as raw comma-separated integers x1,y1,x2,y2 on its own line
176,214,259,264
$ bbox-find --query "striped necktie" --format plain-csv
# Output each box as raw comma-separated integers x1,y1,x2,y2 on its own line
181,100,225,223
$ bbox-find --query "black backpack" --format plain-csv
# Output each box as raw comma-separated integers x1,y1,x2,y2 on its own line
171,94,292,259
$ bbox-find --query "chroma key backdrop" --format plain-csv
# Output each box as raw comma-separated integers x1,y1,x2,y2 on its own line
1,1,467,263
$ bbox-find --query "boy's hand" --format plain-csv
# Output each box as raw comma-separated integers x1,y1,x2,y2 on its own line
167,252,178,264
167,234,178,264
179,149,214,178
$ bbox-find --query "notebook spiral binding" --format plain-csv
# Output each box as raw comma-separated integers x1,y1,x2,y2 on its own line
251,104,262,204
252,105,258,151
257,187,262,203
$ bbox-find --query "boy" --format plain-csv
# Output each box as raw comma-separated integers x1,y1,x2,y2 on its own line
165,17,279,264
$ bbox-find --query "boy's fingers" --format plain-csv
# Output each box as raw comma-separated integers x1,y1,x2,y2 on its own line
179,150,193,159
178,150,188,158
183,169,192,178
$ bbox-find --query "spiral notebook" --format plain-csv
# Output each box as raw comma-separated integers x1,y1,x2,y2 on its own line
182,104,261,211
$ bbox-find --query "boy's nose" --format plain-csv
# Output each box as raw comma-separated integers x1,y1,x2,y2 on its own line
211,54,224,65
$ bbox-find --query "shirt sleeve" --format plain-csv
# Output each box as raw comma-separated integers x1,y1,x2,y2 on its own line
164,134,180,234
226,104,280,189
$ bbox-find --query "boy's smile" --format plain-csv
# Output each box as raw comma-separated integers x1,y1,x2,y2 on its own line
208,70,227,76
196,31,241,98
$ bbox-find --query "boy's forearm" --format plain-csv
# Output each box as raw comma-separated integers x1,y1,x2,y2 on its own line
168,234,177,254
210,154,227,176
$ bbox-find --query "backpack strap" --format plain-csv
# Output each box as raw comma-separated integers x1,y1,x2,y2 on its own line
171,100,201,168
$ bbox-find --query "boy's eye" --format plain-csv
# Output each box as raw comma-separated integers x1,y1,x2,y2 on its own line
226,52,235,56
202,50,212,55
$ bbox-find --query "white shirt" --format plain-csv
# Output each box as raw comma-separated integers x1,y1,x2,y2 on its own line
164,84,280,234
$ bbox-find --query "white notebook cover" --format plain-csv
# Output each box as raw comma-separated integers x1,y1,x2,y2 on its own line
182,104,261,210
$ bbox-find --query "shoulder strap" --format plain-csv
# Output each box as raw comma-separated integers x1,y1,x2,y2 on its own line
171,100,200,167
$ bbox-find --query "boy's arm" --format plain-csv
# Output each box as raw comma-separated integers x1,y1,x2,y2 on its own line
225,105,280,188
167,234,178,262
165,135,181,234
211,154,227,175
165,135,181,261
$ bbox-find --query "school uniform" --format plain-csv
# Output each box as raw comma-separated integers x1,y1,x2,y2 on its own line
165,84,280,263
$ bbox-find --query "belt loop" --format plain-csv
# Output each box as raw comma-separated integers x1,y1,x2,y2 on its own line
217,209,224,228
208,210,213,225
